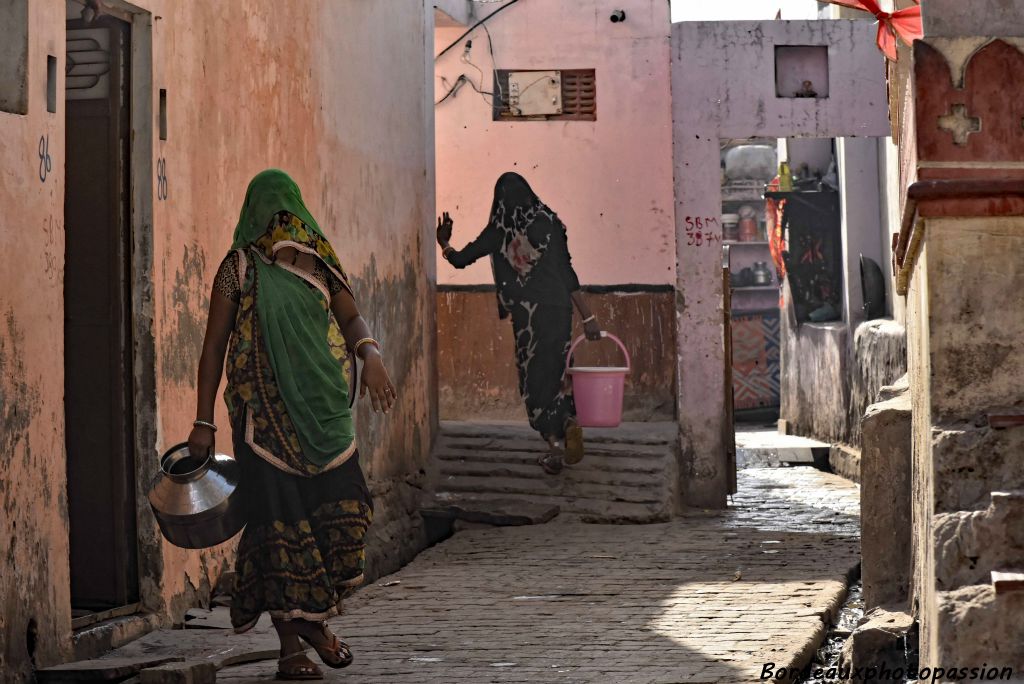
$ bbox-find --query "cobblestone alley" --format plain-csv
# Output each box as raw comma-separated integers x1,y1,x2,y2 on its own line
99,467,860,683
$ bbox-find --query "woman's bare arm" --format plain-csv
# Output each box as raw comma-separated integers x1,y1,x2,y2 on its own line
571,291,602,341
188,291,237,458
330,289,396,414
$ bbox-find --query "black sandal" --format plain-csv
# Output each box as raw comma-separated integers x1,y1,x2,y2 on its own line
298,622,354,669
538,447,564,475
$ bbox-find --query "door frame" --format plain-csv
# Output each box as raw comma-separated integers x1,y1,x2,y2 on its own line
122,3,160,613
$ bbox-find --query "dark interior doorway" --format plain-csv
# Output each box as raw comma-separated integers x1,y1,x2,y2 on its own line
64,11,138,614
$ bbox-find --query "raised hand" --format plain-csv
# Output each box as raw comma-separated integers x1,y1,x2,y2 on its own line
436,211,453,247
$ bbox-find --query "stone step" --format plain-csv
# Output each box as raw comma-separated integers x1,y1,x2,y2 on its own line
420,498,561,526
435,449,668,475
437,473,666,505
440,420,676,446
437,436,671,461
436,457,668,486
430,421,678,524
431,490,670,523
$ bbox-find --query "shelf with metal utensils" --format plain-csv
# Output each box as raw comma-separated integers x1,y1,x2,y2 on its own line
731,285,778,291
721,180,766,203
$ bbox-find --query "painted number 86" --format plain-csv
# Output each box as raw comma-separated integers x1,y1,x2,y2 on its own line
156,158,168,201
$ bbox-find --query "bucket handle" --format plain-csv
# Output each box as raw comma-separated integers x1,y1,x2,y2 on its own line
566,332,631,374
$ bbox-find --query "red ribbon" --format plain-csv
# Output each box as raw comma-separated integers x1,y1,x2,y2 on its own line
822,0,922,61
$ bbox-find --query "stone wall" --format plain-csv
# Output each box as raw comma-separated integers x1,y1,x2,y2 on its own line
913,217,1024,668
861,376,912,610
847,320,908,447
780,312,849,445
780,307,906,448
891,13,1024,663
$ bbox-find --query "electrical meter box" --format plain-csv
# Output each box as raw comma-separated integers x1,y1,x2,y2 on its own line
507,71,562,116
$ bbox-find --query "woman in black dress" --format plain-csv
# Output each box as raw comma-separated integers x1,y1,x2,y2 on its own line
437,172,600,474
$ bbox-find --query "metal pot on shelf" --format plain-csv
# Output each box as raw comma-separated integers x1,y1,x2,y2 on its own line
751,261,773,286
147,443,245,549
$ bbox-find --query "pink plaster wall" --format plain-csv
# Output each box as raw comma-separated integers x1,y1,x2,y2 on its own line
0,1,436,676
0,3,72,675
434,0,675,286
672,20,890,507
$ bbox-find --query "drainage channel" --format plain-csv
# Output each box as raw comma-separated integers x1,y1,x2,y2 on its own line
799,577,920,683
799,578,864,683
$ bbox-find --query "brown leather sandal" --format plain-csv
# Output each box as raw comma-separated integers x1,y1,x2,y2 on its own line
298,622,354,669
276,650,323,680
564,422,585,465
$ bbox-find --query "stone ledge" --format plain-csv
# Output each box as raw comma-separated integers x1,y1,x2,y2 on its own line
37,655,184,683
72,613,163,663
830,444,861,483
827,440,860,483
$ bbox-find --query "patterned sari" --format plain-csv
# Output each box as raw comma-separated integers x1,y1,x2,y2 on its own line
446,173,580,440
216,171,373,632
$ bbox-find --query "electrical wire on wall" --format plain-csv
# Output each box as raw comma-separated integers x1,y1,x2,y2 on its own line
435,73,497,106
434,0,521,108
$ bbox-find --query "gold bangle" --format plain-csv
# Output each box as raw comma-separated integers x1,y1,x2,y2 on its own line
442,246,455,259
354,337,380,355
193,419,217,432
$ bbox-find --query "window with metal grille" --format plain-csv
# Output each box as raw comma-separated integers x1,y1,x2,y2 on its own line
492,69,596,122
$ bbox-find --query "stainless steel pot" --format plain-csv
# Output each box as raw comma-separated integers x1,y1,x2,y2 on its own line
147,443,245,549
752,261,773,285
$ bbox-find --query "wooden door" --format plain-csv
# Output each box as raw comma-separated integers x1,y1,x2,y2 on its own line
64,17,138,611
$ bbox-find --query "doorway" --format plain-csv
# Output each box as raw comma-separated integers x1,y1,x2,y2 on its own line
721,136,844,473
64,8,138,614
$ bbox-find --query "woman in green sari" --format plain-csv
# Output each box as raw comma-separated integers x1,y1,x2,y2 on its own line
189,169,396,680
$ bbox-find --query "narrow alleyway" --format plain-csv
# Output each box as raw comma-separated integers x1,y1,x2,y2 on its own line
100,467,859,683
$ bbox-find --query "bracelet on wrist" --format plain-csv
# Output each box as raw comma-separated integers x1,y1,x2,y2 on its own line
582,315,596,324
354,337,380,356
193,419,217,432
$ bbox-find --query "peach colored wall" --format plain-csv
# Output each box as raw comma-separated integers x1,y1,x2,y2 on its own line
0,2,72,675
0,1,436,677
434,0,675,286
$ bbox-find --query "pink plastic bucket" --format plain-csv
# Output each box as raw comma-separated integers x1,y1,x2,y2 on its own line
566,332,631,428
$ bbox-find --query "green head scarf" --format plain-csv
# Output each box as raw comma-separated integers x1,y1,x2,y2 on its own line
233,169,354,467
